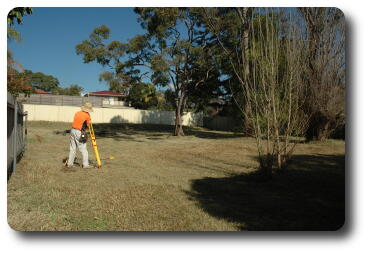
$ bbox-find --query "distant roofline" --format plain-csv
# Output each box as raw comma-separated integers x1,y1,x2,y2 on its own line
88,90,127,97
34,88,51,94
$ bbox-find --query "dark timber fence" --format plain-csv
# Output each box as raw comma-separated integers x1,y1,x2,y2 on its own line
18,94,103,107
7,92,27,179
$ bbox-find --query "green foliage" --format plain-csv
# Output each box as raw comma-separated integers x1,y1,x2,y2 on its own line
24,70,60,92
127,35,149,53
135,7,181,37
67,84,84,96
76,8,228,135
7,27,21,42
127,84,176,111
99,72,132,94
7,51,32,96
7,7,33,25
76,25,143,92
128,83,158,109
151,71,170,87
52,84,84,96
161,89,176,111
7,7,33,42
151,54,169,72
7,8,33,96
76,25,113,66
7,69,32,97
12,68,84,97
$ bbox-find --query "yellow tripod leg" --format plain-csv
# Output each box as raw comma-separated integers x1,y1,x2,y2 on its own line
88,122,102,168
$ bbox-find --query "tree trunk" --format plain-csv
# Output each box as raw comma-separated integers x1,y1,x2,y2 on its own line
317,123,330,141
174,108,184,136
306,112,332,141
259,154,273,180
239,7,253,137
174,90,186,136
300,8,340,143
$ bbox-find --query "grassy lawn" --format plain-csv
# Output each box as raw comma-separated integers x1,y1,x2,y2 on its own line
7,121,345,231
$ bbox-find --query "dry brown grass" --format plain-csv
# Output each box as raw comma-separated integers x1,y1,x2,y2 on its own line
7,121,345,231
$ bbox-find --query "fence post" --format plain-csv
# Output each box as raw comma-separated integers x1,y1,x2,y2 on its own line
24,111,28,153
13,99,17,173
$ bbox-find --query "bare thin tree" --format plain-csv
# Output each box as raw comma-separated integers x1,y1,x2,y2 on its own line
205,8,309,175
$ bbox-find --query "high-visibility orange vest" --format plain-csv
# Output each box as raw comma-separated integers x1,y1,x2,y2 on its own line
72,111,91,130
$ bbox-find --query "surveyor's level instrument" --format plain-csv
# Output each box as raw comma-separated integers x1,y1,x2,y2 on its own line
88,122,102,168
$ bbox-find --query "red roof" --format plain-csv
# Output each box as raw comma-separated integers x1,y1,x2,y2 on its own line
34,89,51,94
88,90,127,97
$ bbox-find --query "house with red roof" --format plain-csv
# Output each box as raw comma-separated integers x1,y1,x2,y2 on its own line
86,90,128,107
34,88,51,94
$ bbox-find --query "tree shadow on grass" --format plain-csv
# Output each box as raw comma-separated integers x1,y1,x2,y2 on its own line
91,122,244,141
185,154,345,231
183,127,244,139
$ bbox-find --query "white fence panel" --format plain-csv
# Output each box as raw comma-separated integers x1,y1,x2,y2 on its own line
22,104,203,127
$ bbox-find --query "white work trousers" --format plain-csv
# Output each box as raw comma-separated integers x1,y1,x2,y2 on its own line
67,128,89,167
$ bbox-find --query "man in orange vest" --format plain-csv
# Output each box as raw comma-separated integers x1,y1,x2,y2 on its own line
66,102,94,168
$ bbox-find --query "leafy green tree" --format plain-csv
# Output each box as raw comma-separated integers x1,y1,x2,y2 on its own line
7,52,32,96
7,8,33,96
136,7,222,135
7,7,33,25
128,82,158,109
162,89,176,111
76,8,218,136
76,25,135,94
7,7,33,42
66,84,84,96
151,90,173,111
24,70,60,92
53,84,84,96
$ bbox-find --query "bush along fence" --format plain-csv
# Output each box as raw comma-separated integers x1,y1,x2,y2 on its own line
7,92,27,179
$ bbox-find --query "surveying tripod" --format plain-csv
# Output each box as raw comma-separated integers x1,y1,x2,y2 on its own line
88,122,102,168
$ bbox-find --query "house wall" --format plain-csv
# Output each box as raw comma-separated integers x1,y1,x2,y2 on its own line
88,95,127,106
23,104,203,127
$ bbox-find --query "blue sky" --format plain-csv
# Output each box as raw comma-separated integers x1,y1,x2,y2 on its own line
8,7,145,93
